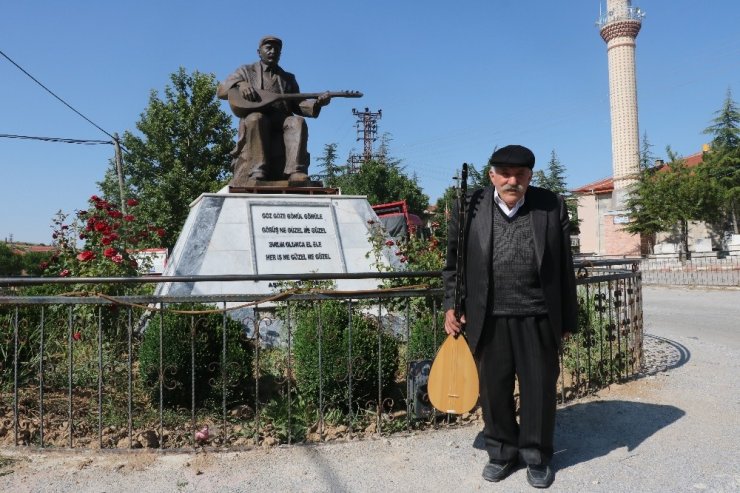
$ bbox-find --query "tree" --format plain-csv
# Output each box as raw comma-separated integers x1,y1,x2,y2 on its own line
704,88,740,149
333,159,428,215
376,132,403,168
330,133,428,214
626,148,722,258
639,131,657,171
531,150,567,195
0,243,22,276
20,250,52,276
432,163,488,245
316,142,340,186
703,88,740,233
99,68,236,249
530,150,578,232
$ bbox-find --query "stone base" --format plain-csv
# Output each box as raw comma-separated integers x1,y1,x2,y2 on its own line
229,181,338,195
156,191,401,298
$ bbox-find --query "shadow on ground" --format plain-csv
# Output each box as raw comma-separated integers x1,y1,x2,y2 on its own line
553,400,685,469
472,400,685,470
641,334,691,375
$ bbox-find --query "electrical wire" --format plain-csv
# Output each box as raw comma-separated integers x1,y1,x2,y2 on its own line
0,49,117,142
0,134,112,145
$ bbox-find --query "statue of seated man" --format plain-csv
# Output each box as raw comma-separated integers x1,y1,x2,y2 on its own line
217,35,330,186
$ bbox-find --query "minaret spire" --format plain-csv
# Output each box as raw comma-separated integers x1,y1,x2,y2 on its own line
598,0,645,209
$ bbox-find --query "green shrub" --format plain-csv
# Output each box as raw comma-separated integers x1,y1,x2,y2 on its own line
292,301,399,412
563,290,631,388
0,306,43,389
407,312,444,361
139,304,253,409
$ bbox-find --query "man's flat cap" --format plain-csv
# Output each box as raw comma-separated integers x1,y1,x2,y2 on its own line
259,35,283,48
490,145,535,169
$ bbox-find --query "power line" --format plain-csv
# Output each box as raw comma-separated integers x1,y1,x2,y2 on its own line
0,133,112,145
0,49,117,141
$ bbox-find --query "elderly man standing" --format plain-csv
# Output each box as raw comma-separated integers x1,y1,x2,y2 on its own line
218,35,330,185
443,145,578,488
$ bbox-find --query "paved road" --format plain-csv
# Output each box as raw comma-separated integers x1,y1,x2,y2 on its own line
1,286,738,492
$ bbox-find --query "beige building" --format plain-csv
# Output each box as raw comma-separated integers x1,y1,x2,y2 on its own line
573,151,710,256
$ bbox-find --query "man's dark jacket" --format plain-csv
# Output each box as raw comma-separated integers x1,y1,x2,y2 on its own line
442,185,578,352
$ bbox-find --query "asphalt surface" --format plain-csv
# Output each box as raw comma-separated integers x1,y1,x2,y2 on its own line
1,285,738,492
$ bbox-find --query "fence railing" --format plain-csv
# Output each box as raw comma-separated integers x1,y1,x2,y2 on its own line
0,260,642,450
640,255,740,287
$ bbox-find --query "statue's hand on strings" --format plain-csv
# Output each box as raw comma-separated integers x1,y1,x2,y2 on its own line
238,82,259,102
317,91,331,107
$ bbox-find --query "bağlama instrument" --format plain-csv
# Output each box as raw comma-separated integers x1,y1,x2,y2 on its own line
427,163,479,415
227,88,363,117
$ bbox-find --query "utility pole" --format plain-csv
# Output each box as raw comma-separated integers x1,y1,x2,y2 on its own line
113,133,127,214
348,107,382,170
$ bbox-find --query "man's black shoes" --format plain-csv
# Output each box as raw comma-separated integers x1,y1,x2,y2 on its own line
482,459,517,482
526,464,554,488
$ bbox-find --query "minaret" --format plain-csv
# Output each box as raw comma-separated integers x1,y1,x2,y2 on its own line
598,0,644,209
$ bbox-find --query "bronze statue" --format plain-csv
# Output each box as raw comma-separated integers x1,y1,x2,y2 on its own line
219,35,360,187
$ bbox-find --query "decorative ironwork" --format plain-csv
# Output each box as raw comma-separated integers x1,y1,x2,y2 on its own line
0,263,643,450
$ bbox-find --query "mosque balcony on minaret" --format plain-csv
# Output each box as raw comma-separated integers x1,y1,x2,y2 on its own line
598,5,644,42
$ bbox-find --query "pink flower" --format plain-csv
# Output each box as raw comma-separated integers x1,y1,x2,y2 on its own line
77,250,95,262
195,425,209,444
107,210,123,219
90,195,100,202
123,214,135,222
72,331,82,341
101,237,112,245
39,261,49,270
94,222,108,232
111,254,123,264
400,256,408,263
103,247,117,258
156,228,166,238
126,198,139,207
60,269,70,277
385,240,394,246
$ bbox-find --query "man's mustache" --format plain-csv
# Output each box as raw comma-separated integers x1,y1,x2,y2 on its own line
502,184,524,193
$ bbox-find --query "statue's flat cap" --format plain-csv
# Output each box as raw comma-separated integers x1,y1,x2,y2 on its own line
259,35,283,48
490,145,535,169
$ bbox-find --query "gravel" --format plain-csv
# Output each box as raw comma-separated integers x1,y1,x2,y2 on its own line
1,285,738,492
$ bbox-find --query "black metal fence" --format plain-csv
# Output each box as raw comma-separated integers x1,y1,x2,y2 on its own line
640,255,740,287
0,260,642,450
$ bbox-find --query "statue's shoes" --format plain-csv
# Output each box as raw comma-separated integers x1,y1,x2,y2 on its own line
287,172,309,182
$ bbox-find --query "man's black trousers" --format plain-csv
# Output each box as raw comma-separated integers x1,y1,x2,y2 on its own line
475,315,560,465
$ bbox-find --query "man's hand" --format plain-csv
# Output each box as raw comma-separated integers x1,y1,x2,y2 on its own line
444,309,465,336
238,82,259,102
316,91,331,107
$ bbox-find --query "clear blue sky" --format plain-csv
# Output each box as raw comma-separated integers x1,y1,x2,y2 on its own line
2,0,738,244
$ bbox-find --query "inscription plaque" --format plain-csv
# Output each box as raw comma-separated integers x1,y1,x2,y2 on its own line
250,203,345,274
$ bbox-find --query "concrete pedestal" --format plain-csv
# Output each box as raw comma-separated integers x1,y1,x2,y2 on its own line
157,191,400,297
153,191,402,343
